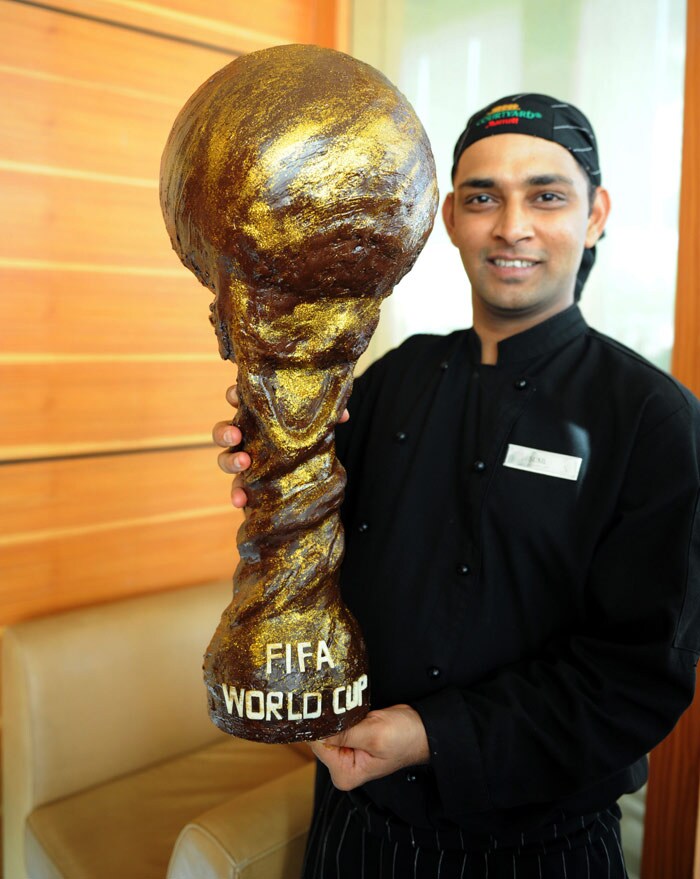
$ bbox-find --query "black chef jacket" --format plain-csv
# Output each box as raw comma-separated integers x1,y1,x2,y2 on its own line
333,304,700,839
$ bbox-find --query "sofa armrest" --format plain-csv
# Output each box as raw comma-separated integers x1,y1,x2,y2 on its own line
167,761,316,879
3,581,232,879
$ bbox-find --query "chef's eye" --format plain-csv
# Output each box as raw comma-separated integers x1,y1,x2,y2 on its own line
465,193,494,206
535,192,566,204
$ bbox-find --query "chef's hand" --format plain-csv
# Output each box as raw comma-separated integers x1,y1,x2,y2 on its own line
212,385,252,509
212,384,350,508
309,704,430,791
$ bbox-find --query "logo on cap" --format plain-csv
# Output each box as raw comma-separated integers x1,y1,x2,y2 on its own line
476,102,543,130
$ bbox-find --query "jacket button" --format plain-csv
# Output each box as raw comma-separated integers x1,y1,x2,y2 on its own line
357,522,369,533
439,361,449,371
427,666,442,679
514,378,529,390
394,431,408,443
473,460,486,472
406,772,417,783
456,563,470,576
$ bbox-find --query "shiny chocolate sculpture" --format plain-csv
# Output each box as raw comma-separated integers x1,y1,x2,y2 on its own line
160,44,438,743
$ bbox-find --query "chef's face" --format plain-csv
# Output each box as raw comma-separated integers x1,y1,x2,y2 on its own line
443,133,609,324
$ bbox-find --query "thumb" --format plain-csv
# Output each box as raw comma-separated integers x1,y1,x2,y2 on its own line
319,728,351,749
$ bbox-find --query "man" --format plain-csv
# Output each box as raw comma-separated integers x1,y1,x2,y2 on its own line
214,94,700,878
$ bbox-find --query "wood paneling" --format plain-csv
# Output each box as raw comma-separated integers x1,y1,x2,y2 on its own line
671,0,700,397
1,172,171,266
643,704,700,879
1,67,181,178
0,269,214,355
0,0,347,630
0,511,239,623
0,448,242,623
52,0,321,52
1,1,233,98
311,0,351,50
0,447,228,534
0,358,236,460
643,1,700,877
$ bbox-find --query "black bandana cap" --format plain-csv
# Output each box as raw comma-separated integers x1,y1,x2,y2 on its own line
451,94,603,301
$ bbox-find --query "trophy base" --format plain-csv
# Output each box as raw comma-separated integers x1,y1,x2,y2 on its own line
207,678,370,743
203,604,371,744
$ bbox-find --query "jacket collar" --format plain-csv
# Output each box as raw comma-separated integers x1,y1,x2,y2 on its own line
467,305,588,366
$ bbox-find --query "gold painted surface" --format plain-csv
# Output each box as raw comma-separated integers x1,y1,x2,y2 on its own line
160,44,437,742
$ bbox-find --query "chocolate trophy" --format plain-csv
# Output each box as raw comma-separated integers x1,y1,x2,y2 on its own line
160,44,437,743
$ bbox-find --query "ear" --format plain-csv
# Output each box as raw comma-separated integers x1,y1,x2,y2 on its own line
585,187,610,248
442,192,457,243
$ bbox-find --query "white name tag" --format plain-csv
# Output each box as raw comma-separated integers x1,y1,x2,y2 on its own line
503,444,582,481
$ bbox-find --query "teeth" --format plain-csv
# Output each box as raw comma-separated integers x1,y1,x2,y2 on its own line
493,259,536,268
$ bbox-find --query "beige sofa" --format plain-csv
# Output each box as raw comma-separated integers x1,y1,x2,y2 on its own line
3,581,315,879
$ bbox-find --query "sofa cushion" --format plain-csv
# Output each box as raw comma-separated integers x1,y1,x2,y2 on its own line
3,581,236,879
167,762,315,879
7,582,234,812
26,736,311,879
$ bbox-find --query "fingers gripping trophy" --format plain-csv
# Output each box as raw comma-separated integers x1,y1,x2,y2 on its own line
160,44,438,744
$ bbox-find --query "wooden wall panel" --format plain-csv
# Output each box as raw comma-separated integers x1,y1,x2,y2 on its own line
0,449,242,623
0,448,229,533
0,0,347,632
671,0,700,397
1,68,180,178
1,1,230,99
54,0,348,52
0,514,239,623
0,270,213,356
144,0,322,41
1,173,171,266
0,359,236,460
311,0,350,50
643,1,700,877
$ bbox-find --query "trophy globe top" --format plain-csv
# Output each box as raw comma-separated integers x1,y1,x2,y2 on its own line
160,44,438,367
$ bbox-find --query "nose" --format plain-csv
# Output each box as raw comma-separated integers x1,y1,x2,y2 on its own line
492,200,533,246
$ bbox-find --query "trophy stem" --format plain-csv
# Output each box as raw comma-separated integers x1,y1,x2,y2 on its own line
203,362,371,743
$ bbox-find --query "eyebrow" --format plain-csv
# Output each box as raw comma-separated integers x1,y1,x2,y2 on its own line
527,174,575,187
458,173,576,190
